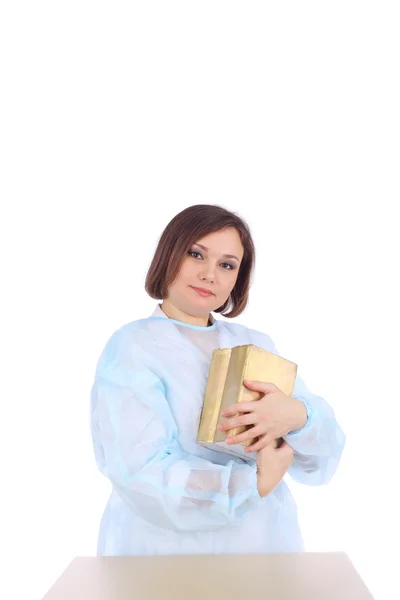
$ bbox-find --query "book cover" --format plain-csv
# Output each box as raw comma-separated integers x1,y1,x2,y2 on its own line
197,345,297,461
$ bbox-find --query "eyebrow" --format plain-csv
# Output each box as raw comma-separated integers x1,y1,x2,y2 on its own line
193,243,240,262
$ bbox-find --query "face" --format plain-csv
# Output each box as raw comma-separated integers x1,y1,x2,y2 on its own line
166,227,244,318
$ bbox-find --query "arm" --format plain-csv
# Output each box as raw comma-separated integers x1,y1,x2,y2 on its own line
256,440,295,496
90,330,261,533
284,374,346,486
225,329,346,487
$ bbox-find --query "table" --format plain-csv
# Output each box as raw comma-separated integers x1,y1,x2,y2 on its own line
42,552,374,599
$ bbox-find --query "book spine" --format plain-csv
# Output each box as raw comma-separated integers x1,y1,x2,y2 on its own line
214,345,249,443
197,349,231,443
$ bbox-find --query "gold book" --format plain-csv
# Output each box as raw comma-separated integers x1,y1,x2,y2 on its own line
197,344,297,461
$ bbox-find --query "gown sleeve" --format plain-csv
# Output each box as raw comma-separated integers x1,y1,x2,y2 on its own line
284,374,346,486
249,329,346,486
90,329,260,532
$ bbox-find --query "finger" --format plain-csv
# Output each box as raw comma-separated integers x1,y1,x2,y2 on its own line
217,413,258,431
245,434,275,453
243,380,278,394
221,402,259,417
225,426,263,445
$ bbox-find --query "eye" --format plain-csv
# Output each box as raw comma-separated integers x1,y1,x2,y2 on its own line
188,250,203,259
221,262,235,270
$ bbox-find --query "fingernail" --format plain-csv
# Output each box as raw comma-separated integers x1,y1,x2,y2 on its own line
226,437,232,444
217,424,223,430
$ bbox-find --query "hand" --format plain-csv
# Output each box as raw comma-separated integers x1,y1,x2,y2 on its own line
256,440,294,497
217,380,307,452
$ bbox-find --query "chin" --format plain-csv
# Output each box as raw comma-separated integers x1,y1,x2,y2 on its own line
190,302,214,314
186,298,217,314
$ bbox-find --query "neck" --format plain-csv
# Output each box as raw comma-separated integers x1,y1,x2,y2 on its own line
160,300,212,327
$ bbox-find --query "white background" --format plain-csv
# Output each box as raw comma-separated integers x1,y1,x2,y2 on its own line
1,2,399,599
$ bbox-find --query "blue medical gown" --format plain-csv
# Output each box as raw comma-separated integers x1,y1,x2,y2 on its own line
90,310,345,555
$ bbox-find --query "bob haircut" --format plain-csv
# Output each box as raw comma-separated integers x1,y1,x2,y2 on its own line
145,204,255,318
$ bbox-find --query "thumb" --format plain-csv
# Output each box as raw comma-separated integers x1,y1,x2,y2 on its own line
243,380,277,394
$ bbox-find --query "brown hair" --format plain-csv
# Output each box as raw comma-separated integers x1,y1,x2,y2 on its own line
145,204,255,318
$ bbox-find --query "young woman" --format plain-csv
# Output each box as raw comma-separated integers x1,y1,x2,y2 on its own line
90,204,345,555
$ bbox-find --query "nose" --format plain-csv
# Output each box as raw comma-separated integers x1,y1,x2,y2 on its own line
199,263,215,284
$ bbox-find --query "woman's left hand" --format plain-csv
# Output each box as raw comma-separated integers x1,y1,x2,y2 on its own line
217,380,308,452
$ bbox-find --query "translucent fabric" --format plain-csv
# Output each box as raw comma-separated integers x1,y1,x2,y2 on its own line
90,306,345,555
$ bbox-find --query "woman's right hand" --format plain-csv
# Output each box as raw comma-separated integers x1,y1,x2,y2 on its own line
256,440,294,497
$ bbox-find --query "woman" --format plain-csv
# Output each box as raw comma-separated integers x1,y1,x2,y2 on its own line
90,204,345,555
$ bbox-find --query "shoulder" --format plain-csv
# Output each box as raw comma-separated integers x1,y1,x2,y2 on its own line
95,317,158,369
220,320,278,354
103,317,152,345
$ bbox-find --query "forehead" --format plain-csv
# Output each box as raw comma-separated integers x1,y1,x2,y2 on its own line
194,228,244,258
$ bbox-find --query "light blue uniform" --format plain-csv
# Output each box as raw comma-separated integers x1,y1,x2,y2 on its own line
90,306,345,555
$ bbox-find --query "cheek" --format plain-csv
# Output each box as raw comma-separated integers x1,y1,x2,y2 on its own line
175,259,194,283
220,272,239,294
229,270,240,286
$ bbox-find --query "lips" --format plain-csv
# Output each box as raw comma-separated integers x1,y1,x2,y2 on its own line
191,286,215,297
